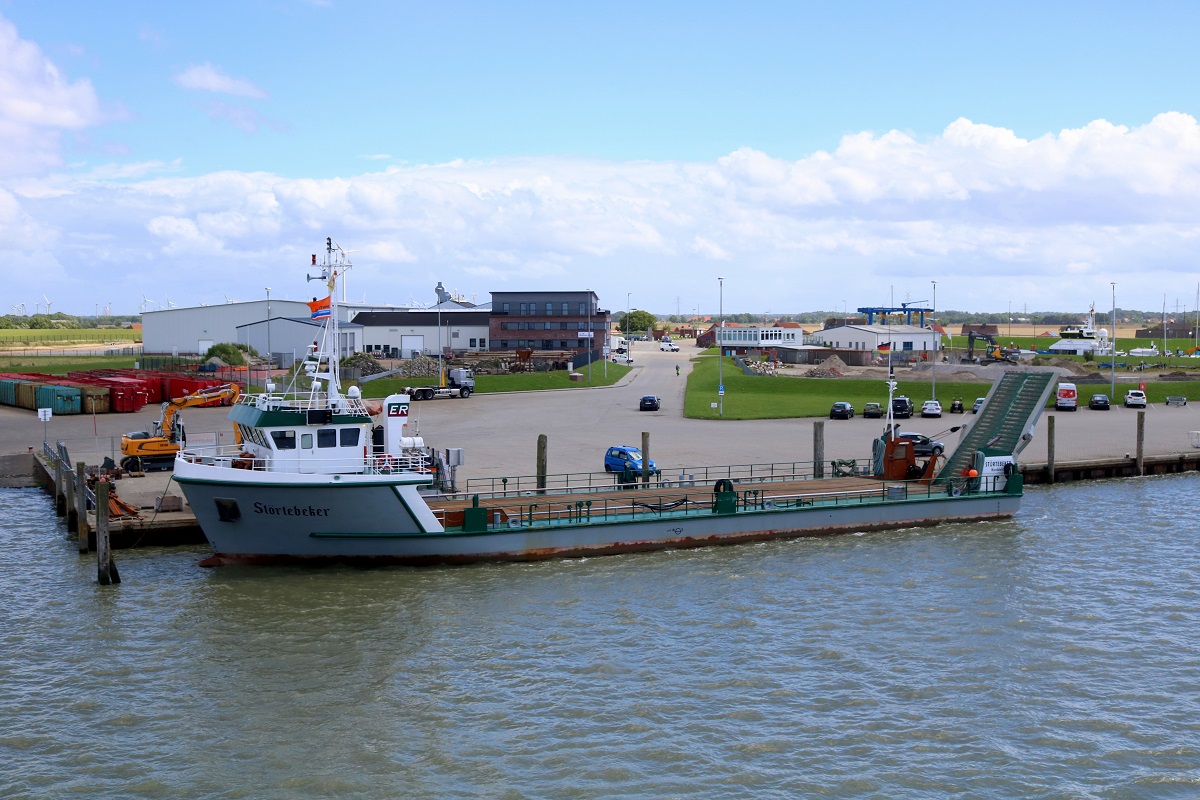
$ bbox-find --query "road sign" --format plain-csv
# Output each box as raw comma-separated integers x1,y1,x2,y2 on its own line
37,408,52,422
718,385,725,396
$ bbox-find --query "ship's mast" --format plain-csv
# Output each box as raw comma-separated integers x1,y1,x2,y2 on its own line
307,237,351,406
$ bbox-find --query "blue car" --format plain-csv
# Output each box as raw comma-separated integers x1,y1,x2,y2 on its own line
604,445,658,474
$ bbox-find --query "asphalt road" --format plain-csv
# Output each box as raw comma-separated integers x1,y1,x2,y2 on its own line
4,344,1199,486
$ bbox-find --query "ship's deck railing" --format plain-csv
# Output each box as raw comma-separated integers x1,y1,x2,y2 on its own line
177,443,433,478
236,390,372,417
463,459,874,496
434,475,1009,529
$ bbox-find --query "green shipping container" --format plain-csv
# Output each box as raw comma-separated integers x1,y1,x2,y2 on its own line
35,384,82,415
0,379,23,407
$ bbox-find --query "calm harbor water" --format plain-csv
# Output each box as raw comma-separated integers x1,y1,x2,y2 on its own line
2,477,1199,799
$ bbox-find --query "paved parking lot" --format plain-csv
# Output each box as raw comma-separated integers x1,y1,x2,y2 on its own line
3,345,1199,487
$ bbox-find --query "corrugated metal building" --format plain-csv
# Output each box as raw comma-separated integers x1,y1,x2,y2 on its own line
353,310,491,357
142,301,309,356
142,300,408,357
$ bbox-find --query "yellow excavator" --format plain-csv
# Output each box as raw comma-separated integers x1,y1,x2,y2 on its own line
120,383,241,472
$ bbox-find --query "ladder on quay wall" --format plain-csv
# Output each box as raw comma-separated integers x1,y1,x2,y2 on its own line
936,371,1056,484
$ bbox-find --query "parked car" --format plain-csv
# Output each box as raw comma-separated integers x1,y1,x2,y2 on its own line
613,353,634,364
921,400,942,418
659,342,680,352
829,401,854,420
604,445,658,474
1125,389,1147,408
948,398,965,413
862,402,884,419
892,396,914,419
1055,382,1078,411
1089,393,1111,410
972,397,986,414
639,395,660,411
895,432,945,457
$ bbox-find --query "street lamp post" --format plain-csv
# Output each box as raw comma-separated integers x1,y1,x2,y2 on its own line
1111,283,1117,400
265,287,271,386
718,276,725,417
587,294,592,386
931,280,937,400
626,292,631,339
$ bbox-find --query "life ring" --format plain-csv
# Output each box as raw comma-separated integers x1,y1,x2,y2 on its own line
378,455,397,474
713,478,735,494
949,485,964,497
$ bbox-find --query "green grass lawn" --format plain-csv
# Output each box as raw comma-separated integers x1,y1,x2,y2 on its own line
683,354,1200,419
0,329,140,344
359,362,631,398
0,355,139,374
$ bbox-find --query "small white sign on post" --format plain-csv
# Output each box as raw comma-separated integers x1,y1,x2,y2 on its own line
577,331,594,339
38,407,52,446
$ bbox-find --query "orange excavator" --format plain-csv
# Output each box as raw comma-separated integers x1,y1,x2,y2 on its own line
120,383,240,472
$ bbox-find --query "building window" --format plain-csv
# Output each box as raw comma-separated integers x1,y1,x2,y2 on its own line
451,331,459,339
502,302,510,313
546,302,554,315
579,302,586,315
469,338,477,347
480,338,486,348
520,302,528,315
562,302,569,315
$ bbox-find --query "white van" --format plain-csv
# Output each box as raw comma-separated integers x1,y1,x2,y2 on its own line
1055,383,1078,411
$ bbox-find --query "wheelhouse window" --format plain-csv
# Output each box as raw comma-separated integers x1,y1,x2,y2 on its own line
270,430,296,450
339,428,360,447
317,429,338,448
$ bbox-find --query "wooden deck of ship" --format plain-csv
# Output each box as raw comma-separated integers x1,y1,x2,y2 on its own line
425,474,910,527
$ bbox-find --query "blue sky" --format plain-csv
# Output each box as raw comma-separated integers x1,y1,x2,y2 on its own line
3,1,1200,317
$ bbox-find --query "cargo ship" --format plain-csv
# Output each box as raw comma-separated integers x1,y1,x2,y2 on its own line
174,239,1056,566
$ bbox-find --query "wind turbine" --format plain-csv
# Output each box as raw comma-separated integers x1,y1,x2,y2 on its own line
10,302,25,315
43,294,52,314
224,294,237,304
140,294,155,313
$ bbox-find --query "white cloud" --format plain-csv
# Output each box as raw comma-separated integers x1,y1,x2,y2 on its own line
0,16,103,177
7,114,1200,314
174,63,267,99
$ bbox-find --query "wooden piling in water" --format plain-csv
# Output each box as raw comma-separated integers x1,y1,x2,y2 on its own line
1136,411,1145,476
54,455,65,516
540,434,549,491
813,421,825,478
75,462,89,553
1046,416,1055,484
64,461,76,530
95,481,120,585
642,431,650,486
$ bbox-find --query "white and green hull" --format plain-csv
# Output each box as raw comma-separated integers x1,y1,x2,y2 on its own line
175,458,1021,566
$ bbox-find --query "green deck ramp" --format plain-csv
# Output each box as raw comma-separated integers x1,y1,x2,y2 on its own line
935,371,1056,484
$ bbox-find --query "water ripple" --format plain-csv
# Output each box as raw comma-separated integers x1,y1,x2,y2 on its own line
2,476,1200,798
